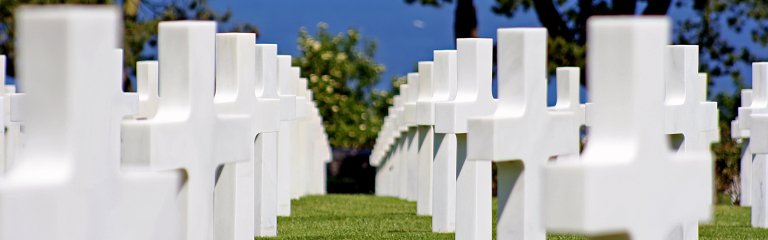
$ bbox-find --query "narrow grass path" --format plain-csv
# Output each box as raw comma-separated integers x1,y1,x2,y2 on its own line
256,194,768,239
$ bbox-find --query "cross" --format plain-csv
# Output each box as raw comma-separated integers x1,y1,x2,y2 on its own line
0,55,5,175
416,62,435,216
698,73,720,145
252,43,282,236
394,91,408,199
404,72,420,202
552,67,586,129
137,61,160,118
311,102,332,194
733,89,753,206
435,38,497,240
374,105,398,196
742,63,768,227
542,16,712,240
430,50,459,232
664,45,718,153
0,6,184,239
210,33,282,239
5,83,19,172
121,21,252,240
277,55,297,216
663,45,718,239
291,69,308,200
466,28,579,240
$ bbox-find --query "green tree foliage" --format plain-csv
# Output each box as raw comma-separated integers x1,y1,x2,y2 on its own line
294,24,388,149
0,0,257,91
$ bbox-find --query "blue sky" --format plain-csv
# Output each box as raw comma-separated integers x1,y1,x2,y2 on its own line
4,1,759,104
207,0,764,104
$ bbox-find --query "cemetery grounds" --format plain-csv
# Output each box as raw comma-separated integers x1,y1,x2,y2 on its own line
255,194,768,240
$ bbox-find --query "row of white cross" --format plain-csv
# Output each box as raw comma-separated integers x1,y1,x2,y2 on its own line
0,6,331,240
732,63,768,228
370,17,720,240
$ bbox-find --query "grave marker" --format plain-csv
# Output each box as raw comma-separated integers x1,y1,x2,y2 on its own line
431,50,459,232
743,63,768,227
137,61,160,118
405,73,419,202
435,38,497,240
416,61,434,216
733,89,753,206
467,28,580,240
121,20,252,240
542,17,712,240
277,55,297,216
0,7,183,239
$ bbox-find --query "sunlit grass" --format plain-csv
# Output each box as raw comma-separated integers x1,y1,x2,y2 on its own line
257,194,768,239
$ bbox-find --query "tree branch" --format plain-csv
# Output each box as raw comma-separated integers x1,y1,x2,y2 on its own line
533,0,573,42
643,0,672,15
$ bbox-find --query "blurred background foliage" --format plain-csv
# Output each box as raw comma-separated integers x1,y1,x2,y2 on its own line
0,0,258,91
293,24,391,149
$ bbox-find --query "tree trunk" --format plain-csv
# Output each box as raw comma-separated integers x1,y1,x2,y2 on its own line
454,0,478,40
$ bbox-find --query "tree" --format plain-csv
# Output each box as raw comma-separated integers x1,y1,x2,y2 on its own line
0,0,257,91
294,23,387,149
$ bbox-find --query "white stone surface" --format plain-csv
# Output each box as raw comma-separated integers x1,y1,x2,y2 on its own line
277,55,297,216
211,33,282,239
435,38,496,240
291,68,307,200
405,73,419,202
121,20,252,240
542,17,712,240
430,50,459,232
0,55,5,175
663,45,718,240
0,6,183,240
733,89,753,206
395,90,408,200
467,28,580,240
137,61,160,119
553,67,586,129
416,62,434,216
253,43,281,236
744,63,768,227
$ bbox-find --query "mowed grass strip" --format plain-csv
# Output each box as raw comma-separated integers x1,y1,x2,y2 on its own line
257,194,768,239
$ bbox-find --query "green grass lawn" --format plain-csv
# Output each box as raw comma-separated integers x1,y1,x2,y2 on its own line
256,194,768,239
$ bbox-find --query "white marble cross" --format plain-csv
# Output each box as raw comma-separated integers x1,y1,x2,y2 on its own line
307,101,329,195
416,62,434,216
0,6,183,240
211,33,282,239
121,21,252,240
542,16,712,240
404,73,420,202
291,69,308,200
552,67,586,129
742,63,768,227
663,45,718,240
0,55,5,175
395,91,409,200
277,55,297,216
435,38,497,240
430,50,459,232
733,89,753,206
252,43,281,236
467,28,580,240
137,61,160,118
665,45,718,153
